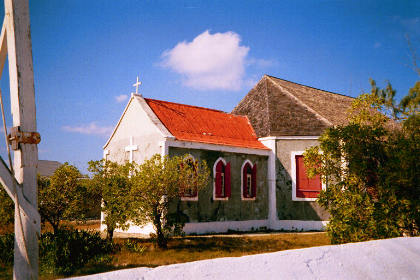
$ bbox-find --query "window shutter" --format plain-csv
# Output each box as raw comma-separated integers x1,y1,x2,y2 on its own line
225,162,231,197
296,155,322,198
215,172,222,197
251,163,257,197
243,163,249,197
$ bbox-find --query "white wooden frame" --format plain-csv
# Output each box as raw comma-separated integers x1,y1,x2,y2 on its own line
291,151,326,201
0,1,40,278
213,157,229,201
240,159,255,201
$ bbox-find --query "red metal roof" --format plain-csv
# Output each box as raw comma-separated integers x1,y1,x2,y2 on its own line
145,98,269,150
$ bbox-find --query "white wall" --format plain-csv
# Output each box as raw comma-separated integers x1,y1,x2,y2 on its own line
105,97,165,164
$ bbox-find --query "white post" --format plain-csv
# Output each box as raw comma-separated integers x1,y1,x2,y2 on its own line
4,0,39,279
259,138,278,229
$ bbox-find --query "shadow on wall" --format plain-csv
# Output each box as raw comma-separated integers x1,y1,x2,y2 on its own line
275,158,329,221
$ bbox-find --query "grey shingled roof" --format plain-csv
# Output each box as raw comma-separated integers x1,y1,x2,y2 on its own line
38,160,61,177
232,75,354,137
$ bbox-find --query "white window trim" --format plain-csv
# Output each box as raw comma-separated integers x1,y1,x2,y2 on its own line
181,154,199,201
291,151,326,201
213,157,229,201
241,159,256,201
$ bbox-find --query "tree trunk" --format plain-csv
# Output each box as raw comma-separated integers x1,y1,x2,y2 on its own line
153,207,167,249
52,223,59,235
107,227,114,241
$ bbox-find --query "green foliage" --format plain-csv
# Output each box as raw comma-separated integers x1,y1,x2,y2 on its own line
88,160,134,241
130,154,210,248
40,229,115,276
0,233,14,266
0,187,13,229
123,239,146,254
0,230,115,276
39,163,95,233
304,80,420,244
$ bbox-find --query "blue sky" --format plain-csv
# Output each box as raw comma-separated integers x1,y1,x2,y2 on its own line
0,0,419,172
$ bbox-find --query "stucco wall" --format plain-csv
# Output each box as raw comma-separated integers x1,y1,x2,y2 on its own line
168,147,269,223
104,98,164,164
275,139,329,220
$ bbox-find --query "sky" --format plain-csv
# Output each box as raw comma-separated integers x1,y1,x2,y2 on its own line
0,0,418,173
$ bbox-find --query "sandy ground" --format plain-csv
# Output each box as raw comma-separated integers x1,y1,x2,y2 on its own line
69,236,420,280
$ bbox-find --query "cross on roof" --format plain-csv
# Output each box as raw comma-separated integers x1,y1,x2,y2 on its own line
133,75,142,94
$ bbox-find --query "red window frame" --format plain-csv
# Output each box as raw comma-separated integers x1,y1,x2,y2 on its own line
295,155,322,198
242,162,257,198
180,157,198,198
215,159,231,198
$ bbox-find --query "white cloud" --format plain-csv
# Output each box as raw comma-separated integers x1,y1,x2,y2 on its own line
161,30,249,91
115,94,129,103
62,122,113,136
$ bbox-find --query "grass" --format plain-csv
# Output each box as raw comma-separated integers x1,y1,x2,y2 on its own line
63,232,330,279
0,223,331,279
110,232,330,267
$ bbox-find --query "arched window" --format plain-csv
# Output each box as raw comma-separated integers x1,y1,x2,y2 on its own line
241,160,257,199
180,155,198,201
213,158,231,200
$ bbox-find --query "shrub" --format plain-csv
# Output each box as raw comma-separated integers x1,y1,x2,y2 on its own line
305,82,419,244
40,229,115,275
0,233,14,266
123,239,146,254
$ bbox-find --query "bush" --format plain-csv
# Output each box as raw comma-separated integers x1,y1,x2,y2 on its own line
304,84,419,244
123,239,146,254
0,233,14,266
40,229,115,275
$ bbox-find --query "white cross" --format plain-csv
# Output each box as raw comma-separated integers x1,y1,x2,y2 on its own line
133,76,142,94
124,136,138,163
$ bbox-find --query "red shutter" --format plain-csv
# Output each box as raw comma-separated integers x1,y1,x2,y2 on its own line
251,163,257,197
243,163,249,197
296,155,322,198
225,162,231,197
215,171,222,197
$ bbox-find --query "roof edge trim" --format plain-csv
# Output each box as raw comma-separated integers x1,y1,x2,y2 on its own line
103,96,135,149
134,95,175,139
166,139,271,156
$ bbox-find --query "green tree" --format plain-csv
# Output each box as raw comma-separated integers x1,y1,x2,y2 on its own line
304,80,420,244
0,186,14,231
130,154,209,248
38,163,90,234
88,160,133,241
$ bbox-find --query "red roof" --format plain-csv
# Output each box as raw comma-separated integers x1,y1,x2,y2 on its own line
145,98,269,150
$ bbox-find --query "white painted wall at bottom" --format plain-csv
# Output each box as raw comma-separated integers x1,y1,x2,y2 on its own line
100,219,328,236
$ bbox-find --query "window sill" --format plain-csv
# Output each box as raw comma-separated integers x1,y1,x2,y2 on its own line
292,196,318,202
241,197,256,201
181,196,198,201
213,197,229,201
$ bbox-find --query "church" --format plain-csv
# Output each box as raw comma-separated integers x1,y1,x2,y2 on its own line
101,74,354,235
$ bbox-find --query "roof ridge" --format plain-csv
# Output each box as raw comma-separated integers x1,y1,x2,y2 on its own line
264,76,272,136
266,76,333,126
265,74,354,99
145,98,225,113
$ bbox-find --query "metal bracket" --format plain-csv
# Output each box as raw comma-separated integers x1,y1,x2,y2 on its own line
8,126,41,150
